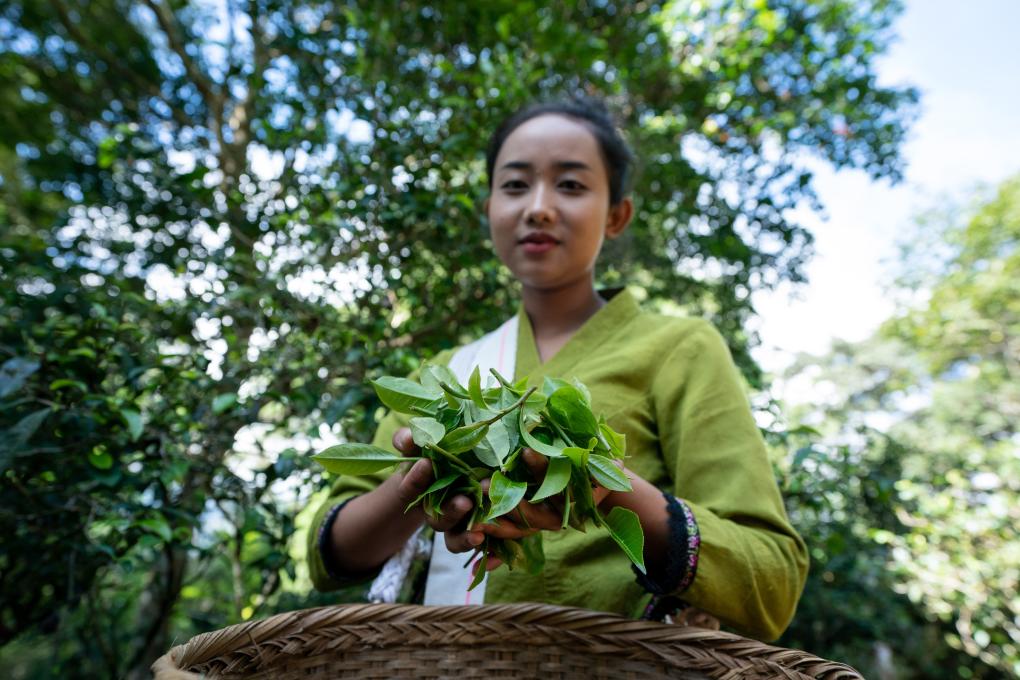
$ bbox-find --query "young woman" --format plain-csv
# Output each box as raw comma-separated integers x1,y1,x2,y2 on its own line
308,99,808,641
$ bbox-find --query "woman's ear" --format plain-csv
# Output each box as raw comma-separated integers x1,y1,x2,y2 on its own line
605,197,633,240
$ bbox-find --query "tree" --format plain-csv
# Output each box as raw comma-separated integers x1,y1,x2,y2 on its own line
0,1,916,676
777,176,1020,678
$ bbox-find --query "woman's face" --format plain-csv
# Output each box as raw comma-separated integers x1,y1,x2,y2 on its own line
486,114,631,294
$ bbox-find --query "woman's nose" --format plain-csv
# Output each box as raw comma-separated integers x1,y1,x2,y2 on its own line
525,184,555,224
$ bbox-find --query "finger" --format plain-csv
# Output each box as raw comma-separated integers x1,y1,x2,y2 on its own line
396,458,435,507
473,517,540,540
514,499,563,531
426,494,474,533
485,555,504,572
445,528,485,554
521,448,549,479
392,427,420,456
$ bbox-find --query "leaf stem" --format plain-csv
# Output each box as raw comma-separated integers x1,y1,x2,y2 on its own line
426,444,474,475
546,418,577,448
480,386,537,426
489,368,518,392
439,381,471,399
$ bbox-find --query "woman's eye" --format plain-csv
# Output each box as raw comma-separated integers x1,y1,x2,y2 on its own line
501,180,528,191
560,180,586,192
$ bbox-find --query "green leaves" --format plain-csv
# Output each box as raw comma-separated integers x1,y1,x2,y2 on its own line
120,409,143,442
212,393,236,415
312,444,409,475
588,455,632,492
531,456,572,502
603,507,646,574
548,385,599,438
0,358,39,399
409,417,445,448
313,365,644,577
484,471,528,522
371,377,441,414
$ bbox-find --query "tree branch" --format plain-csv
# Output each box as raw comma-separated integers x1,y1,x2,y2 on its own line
143,0,220,111
47,0,194,131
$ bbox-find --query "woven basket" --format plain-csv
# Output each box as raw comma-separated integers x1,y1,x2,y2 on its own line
152,603,862,679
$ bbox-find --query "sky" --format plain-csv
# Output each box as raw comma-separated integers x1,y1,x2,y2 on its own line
749,0,1020,379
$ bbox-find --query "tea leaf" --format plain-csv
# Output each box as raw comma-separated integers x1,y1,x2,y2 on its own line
519,411,564,457
409,417,446,448
468,550,488,591
542,376,570,396
475,418,511,467
485,470,527,521
562,445,591,470
571,467,600,527
571,377,592,406
604,506,646,574
420,364,461,394
372,377,441,414
520,533,546,573
588,454,632,492
406,472,461,511
313,444,409,475
598,420,626,459
548,386,599,438
468,365,487,409
531,456,571,502
439,421,488,454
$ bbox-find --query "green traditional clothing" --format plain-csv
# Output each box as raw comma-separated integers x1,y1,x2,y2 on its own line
308,288,808,640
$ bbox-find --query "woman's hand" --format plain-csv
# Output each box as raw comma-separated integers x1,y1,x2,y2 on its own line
475,448,623,570
391,427,486,554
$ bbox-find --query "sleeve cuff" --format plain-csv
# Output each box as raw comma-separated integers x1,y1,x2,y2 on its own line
633,492,701,596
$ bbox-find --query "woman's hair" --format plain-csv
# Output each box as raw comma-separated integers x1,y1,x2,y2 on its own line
485,98,634,205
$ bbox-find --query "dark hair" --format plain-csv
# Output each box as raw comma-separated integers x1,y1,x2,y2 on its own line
485,98,634,205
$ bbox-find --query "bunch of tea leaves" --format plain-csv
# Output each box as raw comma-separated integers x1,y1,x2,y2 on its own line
313,364,645,588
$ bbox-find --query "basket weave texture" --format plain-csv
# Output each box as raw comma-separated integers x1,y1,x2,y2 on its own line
152,603,863,680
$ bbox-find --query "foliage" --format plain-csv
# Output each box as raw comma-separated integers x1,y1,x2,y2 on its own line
777,176,1020,678
1,0,915,677
316,368,640,579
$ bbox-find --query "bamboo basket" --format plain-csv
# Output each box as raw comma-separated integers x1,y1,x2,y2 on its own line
152,603,862,679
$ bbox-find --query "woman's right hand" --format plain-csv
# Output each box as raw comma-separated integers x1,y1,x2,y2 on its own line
392,427,486,553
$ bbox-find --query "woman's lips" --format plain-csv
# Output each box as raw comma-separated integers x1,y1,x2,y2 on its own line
521,240,557,254
519,232,559,254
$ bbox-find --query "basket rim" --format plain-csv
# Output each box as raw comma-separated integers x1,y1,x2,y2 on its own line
153,602,864,680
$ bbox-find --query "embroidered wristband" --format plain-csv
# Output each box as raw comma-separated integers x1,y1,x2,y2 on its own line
632,492,701,596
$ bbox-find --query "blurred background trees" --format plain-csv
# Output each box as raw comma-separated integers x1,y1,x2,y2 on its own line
1,1,1012,678
775,176,1019,678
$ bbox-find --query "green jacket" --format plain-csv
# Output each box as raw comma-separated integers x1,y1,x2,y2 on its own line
308,288,808,640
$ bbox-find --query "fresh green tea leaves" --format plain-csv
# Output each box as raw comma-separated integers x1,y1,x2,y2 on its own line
313,364,644,576
409,417,446,448
467,366,487,409
588,454,632,492
484,470,528,522
604,506,646,574
519,412,564,458
547,386,599,438
475,419,511,468
313,444,409,475
372,377,440,414
439,422,489,454
408,472,462,512
531,456,572,502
